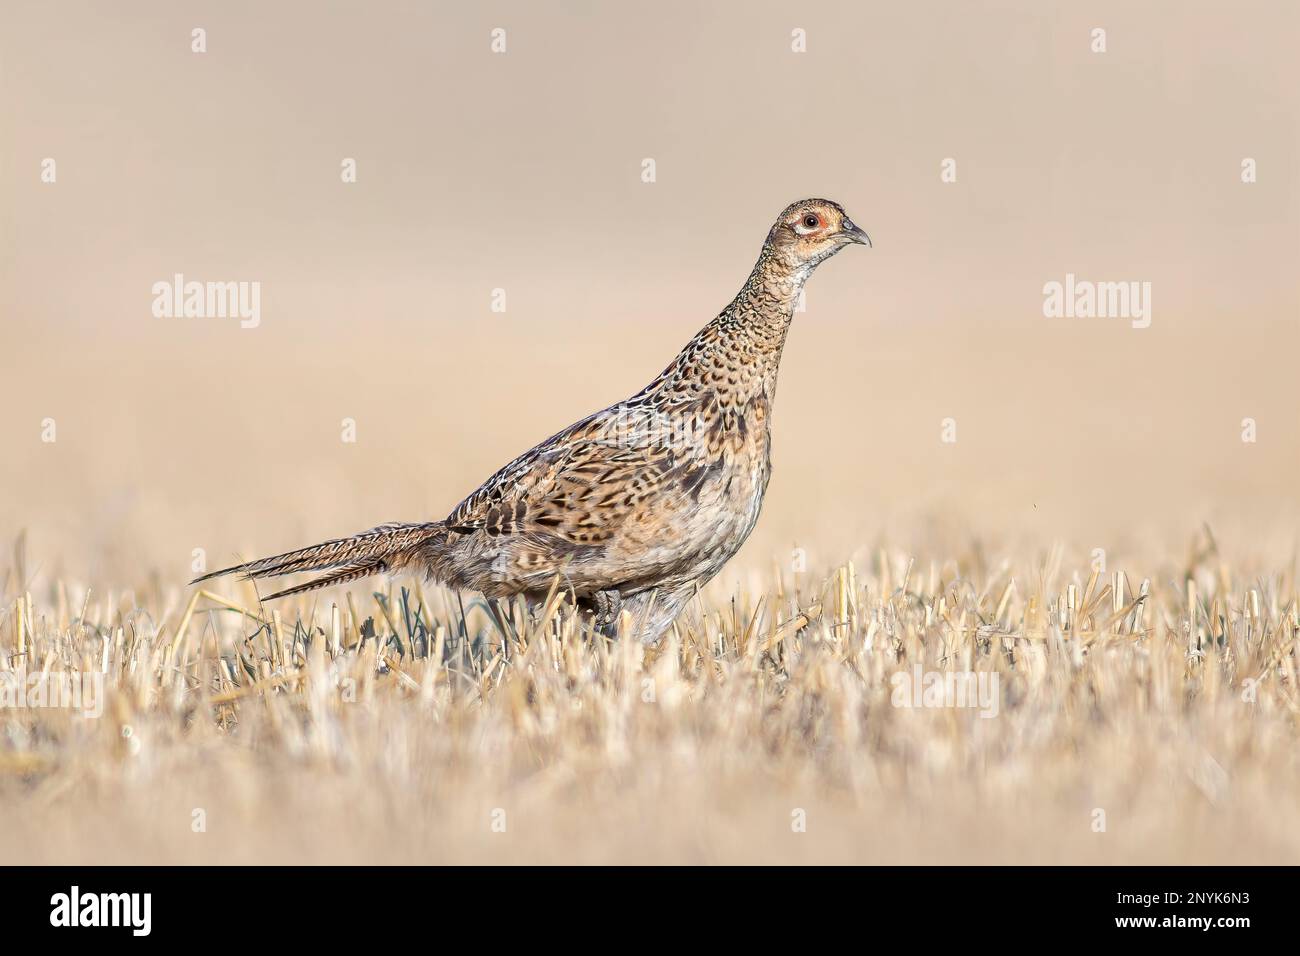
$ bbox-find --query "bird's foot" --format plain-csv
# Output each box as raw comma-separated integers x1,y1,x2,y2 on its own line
592,589,623,631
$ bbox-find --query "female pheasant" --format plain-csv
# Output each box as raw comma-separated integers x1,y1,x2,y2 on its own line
196,199,870,643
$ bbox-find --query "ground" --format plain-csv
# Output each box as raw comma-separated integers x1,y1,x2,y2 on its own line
3,531,1297,865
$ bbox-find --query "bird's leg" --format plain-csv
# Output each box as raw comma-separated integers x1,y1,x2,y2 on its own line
592,589,623,633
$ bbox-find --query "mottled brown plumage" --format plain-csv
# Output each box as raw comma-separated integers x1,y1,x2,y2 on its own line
195,199,869,643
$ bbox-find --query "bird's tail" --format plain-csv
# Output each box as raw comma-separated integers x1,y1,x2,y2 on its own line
191,521,444,601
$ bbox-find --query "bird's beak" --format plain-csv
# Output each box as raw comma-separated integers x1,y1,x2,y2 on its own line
842,218,872,248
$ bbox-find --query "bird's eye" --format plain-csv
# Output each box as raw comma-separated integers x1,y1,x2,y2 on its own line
794,213,822,235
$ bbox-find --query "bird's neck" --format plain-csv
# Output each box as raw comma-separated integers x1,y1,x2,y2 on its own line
726,245,809,341
645,247,807,408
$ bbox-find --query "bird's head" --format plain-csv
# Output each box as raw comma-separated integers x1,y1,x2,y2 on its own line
765,198,871,272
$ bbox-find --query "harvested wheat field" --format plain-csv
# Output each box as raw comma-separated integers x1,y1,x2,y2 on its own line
2,527,1298,865
4,1,1299,867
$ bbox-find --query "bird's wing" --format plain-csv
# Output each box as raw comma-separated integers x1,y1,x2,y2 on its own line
444,398,713,551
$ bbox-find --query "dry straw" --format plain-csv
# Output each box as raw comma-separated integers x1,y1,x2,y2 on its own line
1,531,1298,864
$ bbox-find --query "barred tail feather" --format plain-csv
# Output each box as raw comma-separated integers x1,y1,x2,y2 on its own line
191,521,443,600
257,562,388,601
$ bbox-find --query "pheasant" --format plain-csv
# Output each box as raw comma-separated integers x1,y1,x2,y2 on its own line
195,199,870,643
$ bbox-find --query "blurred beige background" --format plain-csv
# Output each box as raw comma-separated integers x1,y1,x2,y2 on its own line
3,0,1298,592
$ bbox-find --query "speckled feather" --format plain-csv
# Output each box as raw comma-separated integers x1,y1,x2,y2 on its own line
194,199,869,643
